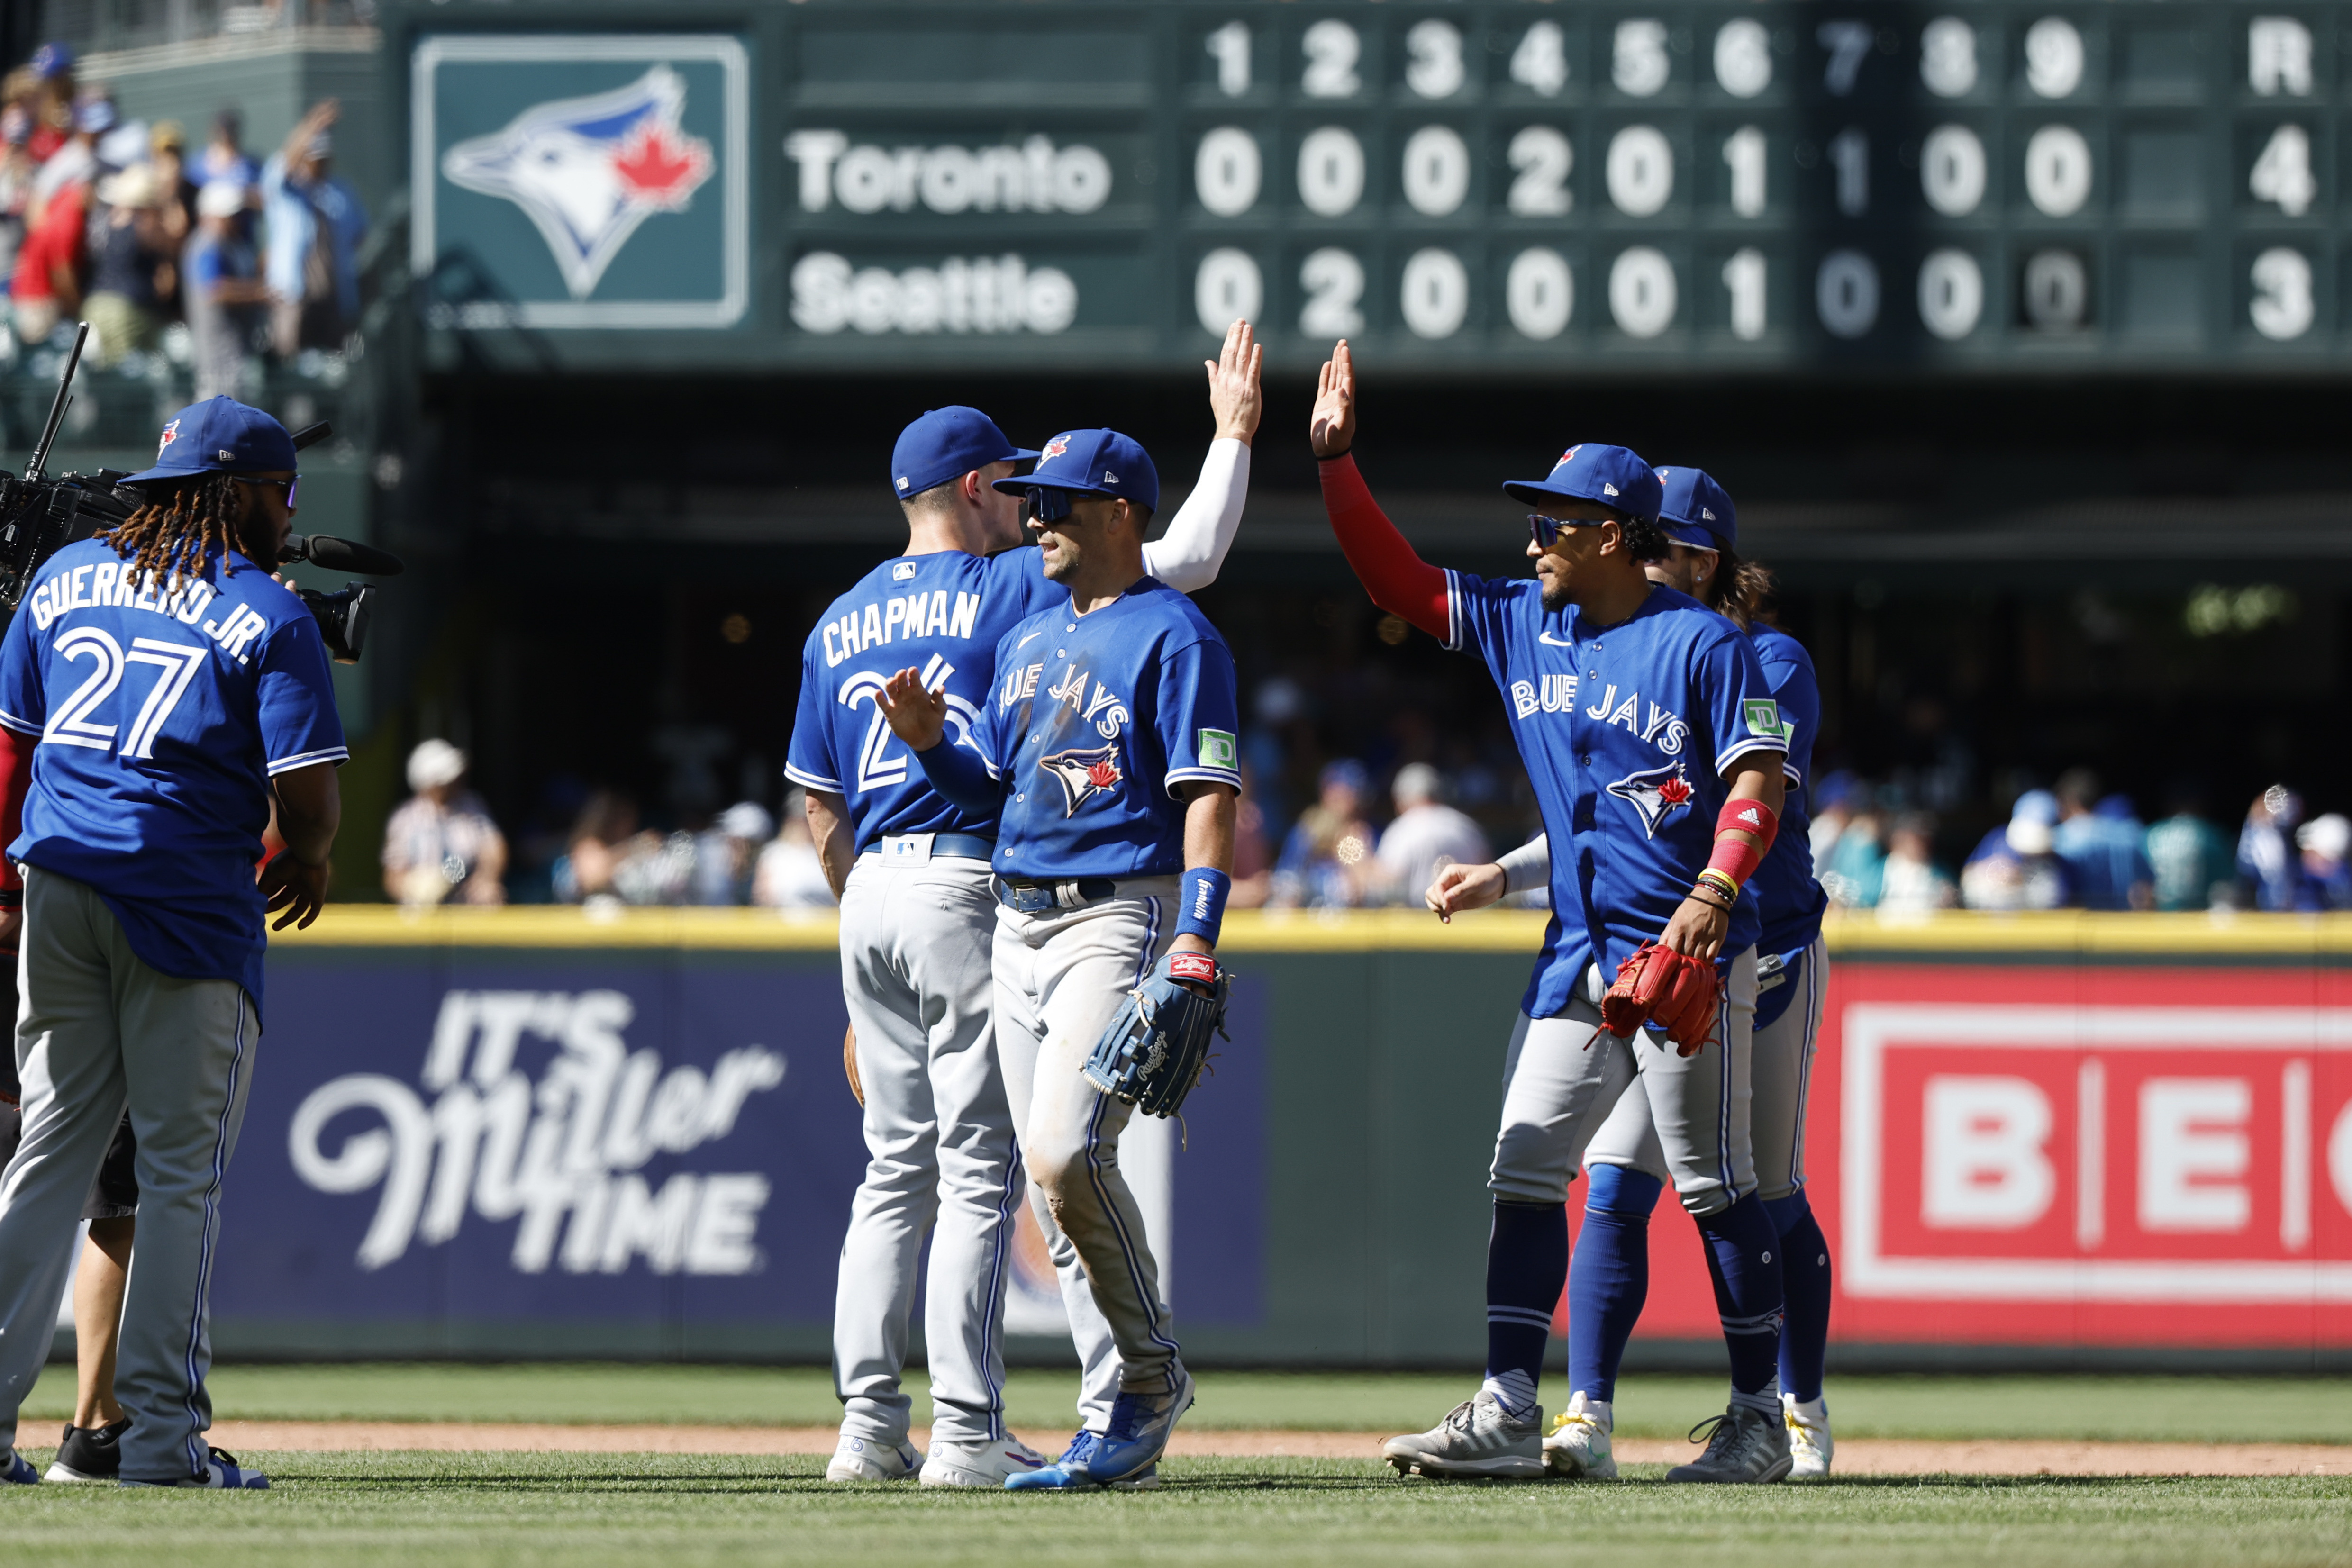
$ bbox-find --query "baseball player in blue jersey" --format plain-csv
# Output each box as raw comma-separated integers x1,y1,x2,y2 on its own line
788,323,1261,1487
1308,343,1796,1484
874,425,1243,1493
0,397,344,1489
1438,468,1837,1480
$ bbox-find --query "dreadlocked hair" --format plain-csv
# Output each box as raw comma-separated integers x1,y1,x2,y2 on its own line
96,471,275,592
1700,545,1777,630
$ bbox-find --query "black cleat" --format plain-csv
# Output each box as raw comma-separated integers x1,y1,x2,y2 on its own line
46,1418,130,1483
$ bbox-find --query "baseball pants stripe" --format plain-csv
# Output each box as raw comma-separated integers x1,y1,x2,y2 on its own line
1489,947,1760,1216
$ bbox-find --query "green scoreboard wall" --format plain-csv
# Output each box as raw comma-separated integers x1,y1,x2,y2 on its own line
393,0,2352,375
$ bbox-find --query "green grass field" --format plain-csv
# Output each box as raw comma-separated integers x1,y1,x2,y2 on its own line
4,1367,2348,1567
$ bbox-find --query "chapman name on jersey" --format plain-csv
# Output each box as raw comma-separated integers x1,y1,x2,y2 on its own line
0,537,347,1018
969,579,1240,880
1444,570,1784,1019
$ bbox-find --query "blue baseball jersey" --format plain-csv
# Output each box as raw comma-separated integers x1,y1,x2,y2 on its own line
969,578,1241,879
0,538,347,1019
1748,623,1828,959
1444,572,1784,1018
786,547,1064,854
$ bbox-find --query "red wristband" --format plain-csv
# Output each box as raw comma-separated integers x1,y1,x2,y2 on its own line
1168,951,1218,986
1707,797,1780,887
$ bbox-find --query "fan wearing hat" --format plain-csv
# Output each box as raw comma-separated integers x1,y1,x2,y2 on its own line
382,740,506,907
1488,465,1844,1480
786,323,1260,1490
1309,340,1798,1486
0,396,344,1490
872,413,1248,1491
84,161,170,365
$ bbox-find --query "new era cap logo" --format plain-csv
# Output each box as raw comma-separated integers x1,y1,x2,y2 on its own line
1102,470,1118,484
1701,508,1716,521
896,475,909,490
1603,482,1619,496
218,448,234,461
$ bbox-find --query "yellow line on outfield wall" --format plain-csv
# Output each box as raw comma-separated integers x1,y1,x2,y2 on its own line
267,905,2352,957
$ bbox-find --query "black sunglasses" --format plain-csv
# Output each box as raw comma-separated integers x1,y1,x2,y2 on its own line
1528,513,1580,548
1026,486,1075,523
238,474,299,508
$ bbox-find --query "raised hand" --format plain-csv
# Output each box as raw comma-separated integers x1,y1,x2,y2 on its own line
1309,339,1357,458
1206,318,1265,445
874,666,948,751
1426,860,1506,923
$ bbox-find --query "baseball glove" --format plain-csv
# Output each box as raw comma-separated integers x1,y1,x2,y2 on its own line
1601,942,1720,1057
1082,951,1231,1118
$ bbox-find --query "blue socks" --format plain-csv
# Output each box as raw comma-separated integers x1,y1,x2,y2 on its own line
1567,1164,1661,1403
1694,1191,1786,1415
1766,1190,1832,1404
1484,1199,1568,1412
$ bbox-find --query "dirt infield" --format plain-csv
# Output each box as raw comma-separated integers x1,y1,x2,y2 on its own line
199,1421,2352,1477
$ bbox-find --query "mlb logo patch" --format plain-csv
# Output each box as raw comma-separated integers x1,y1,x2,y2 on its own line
892,561,917,581
416,35,749,329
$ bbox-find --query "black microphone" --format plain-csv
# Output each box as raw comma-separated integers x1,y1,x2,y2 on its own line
289,420,333,451
288,533,404,576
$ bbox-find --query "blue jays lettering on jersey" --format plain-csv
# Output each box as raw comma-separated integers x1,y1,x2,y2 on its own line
1747,623,1827,963
0,538,346,1019
1444,572,1784,1018
972,580,1240,879
786,547,1065,853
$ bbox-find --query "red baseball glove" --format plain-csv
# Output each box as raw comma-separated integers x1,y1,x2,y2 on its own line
1600,942,1721,1057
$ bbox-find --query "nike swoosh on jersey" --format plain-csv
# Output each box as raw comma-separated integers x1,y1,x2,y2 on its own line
1017,631,1046,648
1538,630,1575,647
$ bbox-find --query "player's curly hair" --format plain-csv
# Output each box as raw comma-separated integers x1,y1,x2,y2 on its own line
1698,546,1777,630
1618,513,1670,562
96,472,277,591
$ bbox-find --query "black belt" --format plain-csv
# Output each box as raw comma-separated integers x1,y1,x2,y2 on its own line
995,876,1119,914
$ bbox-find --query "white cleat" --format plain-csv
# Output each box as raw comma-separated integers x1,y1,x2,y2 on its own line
1381,1391,1544,1480
920,1435,1050,1488
1542,1392,1617,1480
1783,1394,1833,1480
1664,1403,1792,1485
825,1432,922,1482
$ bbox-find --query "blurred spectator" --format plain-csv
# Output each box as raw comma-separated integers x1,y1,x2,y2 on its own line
1271,759,1378,909
1229,764,1273,910
28,89,100,209
690,800,772,906
1819,800,1885,909
198,109,258,190
0,105,35,284
2238,784,2307,913
1374,762,1488,907
753,791,838,910
1876,812,1957,913
2145,785,2235,912
147,120,193,253
183,179,264,399
262,99,366,355
1962,789,2070,911
554,789,639,905
2051,768,2152,911
1808,770,1860,868
381,740,507,907
21,45,73,164
9,95,99,341
2298,814,2352,911
83,163,170,364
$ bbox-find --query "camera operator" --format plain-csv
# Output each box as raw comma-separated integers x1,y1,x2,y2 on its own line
0,395,345,1490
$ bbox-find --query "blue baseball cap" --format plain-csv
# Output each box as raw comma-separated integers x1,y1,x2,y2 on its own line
120,397,298,485
1653,466,1737,552
1503,443,1662,520
30,43,73,81
993,428,1159,513
890,405,1036,502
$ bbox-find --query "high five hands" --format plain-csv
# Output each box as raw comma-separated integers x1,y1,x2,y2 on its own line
874,668,949,751
1207,318,1266,445
1309,339,1357,459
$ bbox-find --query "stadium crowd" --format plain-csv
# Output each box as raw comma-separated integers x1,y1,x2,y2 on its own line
0,42,364,390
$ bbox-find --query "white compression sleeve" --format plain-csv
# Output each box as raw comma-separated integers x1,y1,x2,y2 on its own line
1497,834,1552,897
1140,437,1250,593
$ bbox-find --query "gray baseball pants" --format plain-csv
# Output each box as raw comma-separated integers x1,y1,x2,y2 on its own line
1585,937,1825,1200
1489,947,1761,1216
0,867,259,1483
834,847,1093,1447
994,879,1183,1417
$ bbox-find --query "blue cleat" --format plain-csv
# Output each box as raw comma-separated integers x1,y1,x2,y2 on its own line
1086,1368,1194,1485
2,1450,39,1485
121,1448,270,1489
1005,1430,1102,1492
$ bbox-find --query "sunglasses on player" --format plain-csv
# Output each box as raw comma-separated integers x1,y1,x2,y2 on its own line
238,474,299,509
1527,513,1582,548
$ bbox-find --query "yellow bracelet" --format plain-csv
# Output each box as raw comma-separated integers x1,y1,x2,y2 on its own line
1695,869,1740,901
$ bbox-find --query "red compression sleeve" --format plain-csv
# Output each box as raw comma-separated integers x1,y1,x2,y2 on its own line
1318,453,1450,641
1706,798,1779,886
0,725,29,892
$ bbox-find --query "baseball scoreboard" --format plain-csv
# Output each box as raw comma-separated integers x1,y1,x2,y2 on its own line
400,2,2352,372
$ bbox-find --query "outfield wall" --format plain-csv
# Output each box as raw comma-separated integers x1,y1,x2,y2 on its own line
207,909,2352,1370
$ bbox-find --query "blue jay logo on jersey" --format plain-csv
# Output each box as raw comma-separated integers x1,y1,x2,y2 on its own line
440,65,714,300
1606,761,1697,839
1041,743,1122,815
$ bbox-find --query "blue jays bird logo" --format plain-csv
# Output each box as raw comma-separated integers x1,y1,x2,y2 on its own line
156,418,179,456
441,65,714,300
1041,743,1122,815
1040,435,1071,462
1606,761,1696,839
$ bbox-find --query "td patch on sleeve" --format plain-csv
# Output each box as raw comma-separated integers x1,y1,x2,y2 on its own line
1197,728,1238,770
1743,699,1787,741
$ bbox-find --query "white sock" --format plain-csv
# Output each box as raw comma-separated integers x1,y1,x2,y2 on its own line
1480,1370,1539,1420
1787,1394,1829,1425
